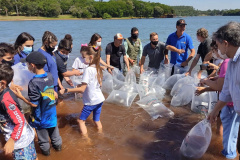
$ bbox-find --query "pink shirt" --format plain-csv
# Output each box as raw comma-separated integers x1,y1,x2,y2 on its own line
219,59,233,107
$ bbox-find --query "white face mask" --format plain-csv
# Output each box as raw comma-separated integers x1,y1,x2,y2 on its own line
218,49,228,60
96,42,101,47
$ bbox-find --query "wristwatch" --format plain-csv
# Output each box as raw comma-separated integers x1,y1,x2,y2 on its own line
64,88,68,93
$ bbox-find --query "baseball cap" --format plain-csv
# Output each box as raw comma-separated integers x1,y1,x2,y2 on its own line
21,51,47,65
114,33,124,40
176,19,187,26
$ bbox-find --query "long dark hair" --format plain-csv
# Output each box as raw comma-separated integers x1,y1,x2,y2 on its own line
42,31,57,46
14,32,35,56
89,33,102,55
58,39,72,52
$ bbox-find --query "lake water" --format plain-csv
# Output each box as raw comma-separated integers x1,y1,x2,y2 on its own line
1,16,240,160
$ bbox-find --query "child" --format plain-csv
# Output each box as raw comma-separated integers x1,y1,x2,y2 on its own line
71,43,89,82
60,46,105,137
55,39,81,87
0,43,15,66
0,63,37,160
24,51,62,156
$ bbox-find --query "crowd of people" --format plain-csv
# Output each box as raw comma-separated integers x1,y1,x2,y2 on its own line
0,19,240,160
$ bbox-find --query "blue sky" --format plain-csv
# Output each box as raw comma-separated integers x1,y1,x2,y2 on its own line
144,0,240,10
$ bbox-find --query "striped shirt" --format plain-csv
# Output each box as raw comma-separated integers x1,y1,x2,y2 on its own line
219,47,240,114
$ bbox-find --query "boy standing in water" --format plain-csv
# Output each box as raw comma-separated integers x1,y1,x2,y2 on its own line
23,51,62,156
0,64,37,160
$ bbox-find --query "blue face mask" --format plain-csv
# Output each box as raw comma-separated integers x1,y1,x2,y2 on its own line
23,46,32,55
58,51,68,61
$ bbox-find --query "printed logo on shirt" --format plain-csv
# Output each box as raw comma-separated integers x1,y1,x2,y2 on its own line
40,85,55,105
8,103,16,110
181,42,186,44
44,77,49,82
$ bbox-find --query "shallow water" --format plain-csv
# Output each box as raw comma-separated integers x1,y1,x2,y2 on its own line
0,92,238,160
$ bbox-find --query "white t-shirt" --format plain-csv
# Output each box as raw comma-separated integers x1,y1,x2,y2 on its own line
72,56,89,80
81,66,105,105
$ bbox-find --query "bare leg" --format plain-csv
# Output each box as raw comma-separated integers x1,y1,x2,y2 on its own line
216,116,223,136
94,121,102,133
77,119,87,135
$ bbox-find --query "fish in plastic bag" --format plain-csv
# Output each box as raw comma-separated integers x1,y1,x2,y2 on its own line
136,95,174,120
171,76,195,96
163,74,185,90
180,119,212,159
147,85,166,101
105,90,138,107
102,70,113,95
125,69,136,84
119,83,138,93
208,92,218,114
171,84,196,107
191,92,210,114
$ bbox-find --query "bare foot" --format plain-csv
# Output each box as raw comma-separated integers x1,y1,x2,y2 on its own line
81,134,93,145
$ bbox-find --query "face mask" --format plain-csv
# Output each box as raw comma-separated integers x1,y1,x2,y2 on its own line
2,59,14,66
151,41,158,46
83,57,90,64
131,34,138,39
218,49,228,60
45,45,55,53
59,51,69,60
23,46,32,55
96,42,101,47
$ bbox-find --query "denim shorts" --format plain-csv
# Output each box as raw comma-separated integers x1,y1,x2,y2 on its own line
12,140,37,160
80,102,103,121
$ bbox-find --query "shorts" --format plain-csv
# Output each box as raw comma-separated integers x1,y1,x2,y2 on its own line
12,140,37,160
80,102,103,121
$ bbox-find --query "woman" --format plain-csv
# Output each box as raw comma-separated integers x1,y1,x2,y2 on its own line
89,33,114,70
14,32,35,65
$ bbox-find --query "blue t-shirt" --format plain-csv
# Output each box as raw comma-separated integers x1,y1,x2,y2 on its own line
14,51,28,65
166,32,194,64
28,72,57,129
38,48,58,92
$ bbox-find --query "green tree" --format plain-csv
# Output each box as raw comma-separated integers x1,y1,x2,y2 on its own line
102,12,111,19
0,0,14,16
38,0,62,17
58,0,73,14
153,6,164,17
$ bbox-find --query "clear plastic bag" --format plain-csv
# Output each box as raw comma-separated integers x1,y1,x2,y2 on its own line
160,63,174,80
136,95,174,120
119,83,138,93
125,69,136,84
171,76,195,96
105,90,138,107
70,75,83,87
12,62,35,112
174,64,189,74
163,74,185,90
147,85,166,101
136,84,150,99
112,68,125,82
208,92,218,114
180,119,212,159
171,84,196,107
102,70,113,95
139,71,157,88
113,77,126,90
132,65,140,74
152,72,165,87
191,92,210,114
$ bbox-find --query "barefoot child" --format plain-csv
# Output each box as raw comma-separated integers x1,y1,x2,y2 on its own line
60,46,105,137
0,64,37,160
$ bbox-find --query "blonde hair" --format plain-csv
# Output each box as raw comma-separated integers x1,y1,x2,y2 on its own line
197,28,208,38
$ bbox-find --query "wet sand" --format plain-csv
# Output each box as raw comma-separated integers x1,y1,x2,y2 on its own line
0,92,238,160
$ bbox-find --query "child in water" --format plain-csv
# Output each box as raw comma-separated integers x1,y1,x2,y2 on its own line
60,46,105,139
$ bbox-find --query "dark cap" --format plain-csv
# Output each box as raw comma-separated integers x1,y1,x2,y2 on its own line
176,19,187,26
21,51,47,65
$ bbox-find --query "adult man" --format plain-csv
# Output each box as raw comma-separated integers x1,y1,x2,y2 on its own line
140,32,185,74
106,33,129,74
165,19,195,74
208,21,240,159
123,27,142,74
185,28,212,76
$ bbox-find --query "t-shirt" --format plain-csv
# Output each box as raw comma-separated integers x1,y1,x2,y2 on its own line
28,72,57,129
14,51,28,65
81,66,105,105
197,38,212,62
38,48,59,92
72,56,89,81
166,32,194,64
55,51,68,83
106,42,126,70
142,42,166,69
0,88,34,149
218,59,233,107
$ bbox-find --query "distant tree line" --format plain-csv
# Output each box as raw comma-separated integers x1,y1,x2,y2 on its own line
0,1,239,18
172,6,240,16
0,0,174,18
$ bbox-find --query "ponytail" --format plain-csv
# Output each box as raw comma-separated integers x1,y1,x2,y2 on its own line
42,31,57,45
